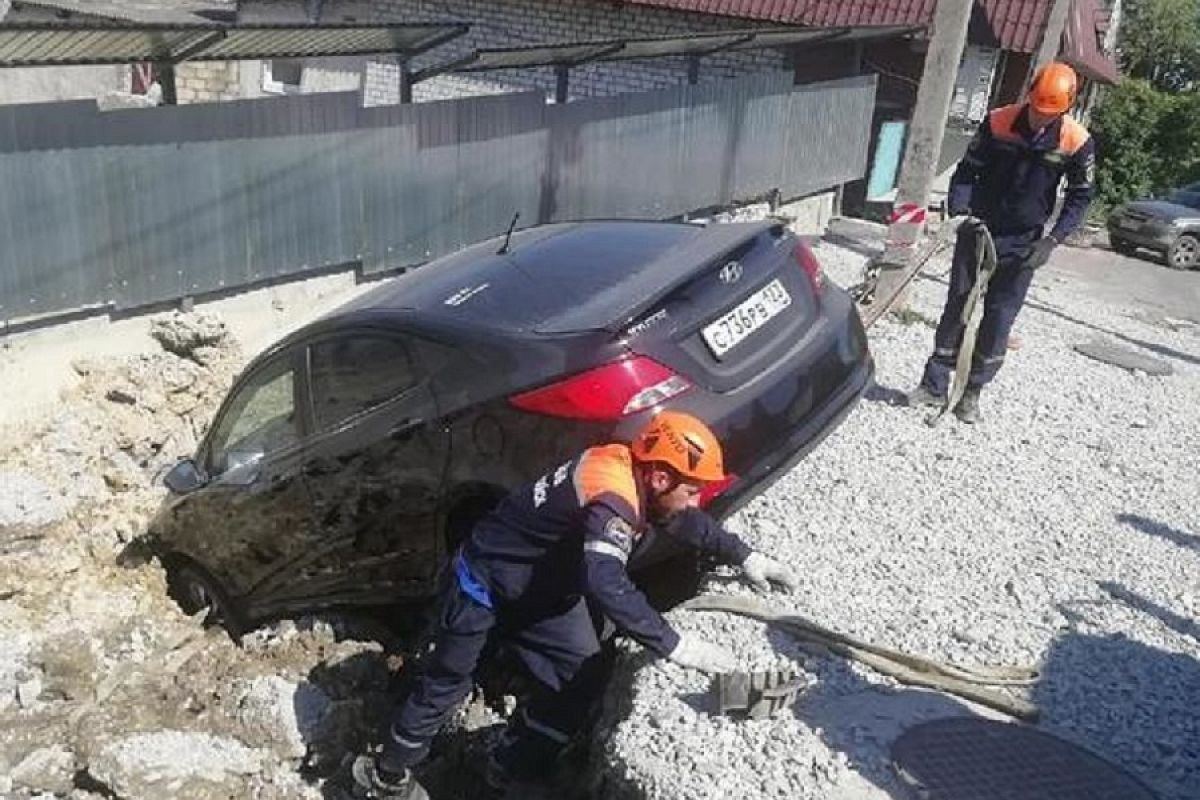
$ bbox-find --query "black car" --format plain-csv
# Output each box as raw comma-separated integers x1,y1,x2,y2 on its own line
149,220,872,630
1107,183,1200,270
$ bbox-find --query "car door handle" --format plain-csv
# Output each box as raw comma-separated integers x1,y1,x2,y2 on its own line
388,418,422,441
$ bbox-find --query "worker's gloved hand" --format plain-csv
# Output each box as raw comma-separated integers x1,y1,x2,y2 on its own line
741,552,799,593
667,633,737,674
1023,237,1057,270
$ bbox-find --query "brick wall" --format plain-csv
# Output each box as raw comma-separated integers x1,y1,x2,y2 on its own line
175,62,242,104
364,0,786,105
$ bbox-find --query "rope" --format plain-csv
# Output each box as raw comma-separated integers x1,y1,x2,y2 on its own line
682,593,1041,722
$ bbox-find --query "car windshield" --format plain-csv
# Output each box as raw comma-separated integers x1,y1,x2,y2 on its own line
1167,189,1200,210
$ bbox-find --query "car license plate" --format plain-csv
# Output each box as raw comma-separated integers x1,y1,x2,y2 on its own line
1119,219,1140,231
701,279,791,359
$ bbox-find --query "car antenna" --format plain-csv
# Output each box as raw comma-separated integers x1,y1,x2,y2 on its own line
496,212,520,255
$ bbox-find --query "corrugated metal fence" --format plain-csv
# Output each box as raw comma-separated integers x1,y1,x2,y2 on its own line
0,72,875,324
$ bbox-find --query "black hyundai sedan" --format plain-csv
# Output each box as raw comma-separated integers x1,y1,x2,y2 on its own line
148,220,871,630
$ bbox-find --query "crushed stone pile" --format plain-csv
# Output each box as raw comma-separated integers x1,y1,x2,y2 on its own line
594,240,1200,800
0,312,405,800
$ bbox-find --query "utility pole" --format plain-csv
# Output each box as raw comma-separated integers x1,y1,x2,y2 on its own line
1029,0,1072,74
871,0,974,309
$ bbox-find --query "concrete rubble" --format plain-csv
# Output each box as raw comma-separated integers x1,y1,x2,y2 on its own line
0,311,399,799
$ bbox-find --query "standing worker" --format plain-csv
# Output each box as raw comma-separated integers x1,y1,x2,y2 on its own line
351,411,798,800
908,62,1095,422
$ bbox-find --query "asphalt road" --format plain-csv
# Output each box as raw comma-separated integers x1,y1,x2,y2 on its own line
1044,242,1200,323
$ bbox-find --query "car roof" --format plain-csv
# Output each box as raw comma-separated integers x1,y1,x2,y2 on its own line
326,220,717,335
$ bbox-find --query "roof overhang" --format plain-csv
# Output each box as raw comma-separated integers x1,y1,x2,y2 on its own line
1062,0,1119,84
0,19,468,67
413,23,923,83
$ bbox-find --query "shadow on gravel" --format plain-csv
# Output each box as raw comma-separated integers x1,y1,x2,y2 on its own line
915,271,1200,367
1117,513,1200,554
1098,581,1200,644
1021,296,1200,367
864,382,910,407
1046,595,1200,799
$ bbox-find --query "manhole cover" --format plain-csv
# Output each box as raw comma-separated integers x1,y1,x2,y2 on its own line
891,718,1158,800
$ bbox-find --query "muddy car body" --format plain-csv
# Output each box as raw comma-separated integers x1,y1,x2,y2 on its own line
148,220,872,628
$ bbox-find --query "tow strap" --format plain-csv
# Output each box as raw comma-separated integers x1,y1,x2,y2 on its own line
683,593,1040,722
925,218,998,427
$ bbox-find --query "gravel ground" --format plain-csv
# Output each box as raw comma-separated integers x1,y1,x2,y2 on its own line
600,240,1200,800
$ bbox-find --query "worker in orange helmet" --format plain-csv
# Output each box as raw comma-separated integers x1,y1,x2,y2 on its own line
351,410,797,799
908,62,1095,423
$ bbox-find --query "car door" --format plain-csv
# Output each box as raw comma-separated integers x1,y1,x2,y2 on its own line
182,348,319,607
295,329,451,605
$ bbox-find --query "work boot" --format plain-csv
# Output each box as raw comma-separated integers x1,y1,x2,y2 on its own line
953,386,983,424
906,384,945,408
351,755,429,800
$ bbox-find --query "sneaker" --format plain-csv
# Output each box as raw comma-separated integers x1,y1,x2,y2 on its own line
953,387,982,424
906,385,945,408
351,756,429,800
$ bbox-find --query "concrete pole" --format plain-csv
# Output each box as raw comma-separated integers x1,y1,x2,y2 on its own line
1029,0,1072,75
872,0,973,306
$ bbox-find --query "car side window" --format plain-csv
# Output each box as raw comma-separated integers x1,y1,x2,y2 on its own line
207,357,299,475
309,335,415,430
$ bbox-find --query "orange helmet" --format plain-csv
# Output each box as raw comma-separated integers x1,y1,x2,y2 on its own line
1029,62,1077,115
631,411,725,483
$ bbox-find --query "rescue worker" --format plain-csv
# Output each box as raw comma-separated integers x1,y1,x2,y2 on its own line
908,62,1095,422
351,411,797,799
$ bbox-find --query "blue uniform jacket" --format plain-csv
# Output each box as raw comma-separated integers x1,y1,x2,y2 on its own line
462,444,751,657
948,104,1095,241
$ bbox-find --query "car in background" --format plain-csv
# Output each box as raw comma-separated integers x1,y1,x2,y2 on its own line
145,219,872,632
1107,182,1200,270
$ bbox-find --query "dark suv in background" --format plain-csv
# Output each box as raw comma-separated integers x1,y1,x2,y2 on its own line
148,220,872,631
1107,182,1200,270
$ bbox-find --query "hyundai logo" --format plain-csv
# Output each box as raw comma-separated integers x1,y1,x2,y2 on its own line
718,261,743,285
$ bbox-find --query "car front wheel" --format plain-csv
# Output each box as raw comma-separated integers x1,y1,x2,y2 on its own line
166,559,246,636
1167,234,1200,270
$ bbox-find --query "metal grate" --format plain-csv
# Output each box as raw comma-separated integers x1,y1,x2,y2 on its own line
891,718,1159,800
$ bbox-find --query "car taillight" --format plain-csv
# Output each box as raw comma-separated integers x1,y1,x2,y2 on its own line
793,239,824,292
699,474,737,508
509,356,691,421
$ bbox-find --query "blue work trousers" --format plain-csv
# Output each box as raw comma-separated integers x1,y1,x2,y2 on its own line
381,565,604,775
921,227,1039,394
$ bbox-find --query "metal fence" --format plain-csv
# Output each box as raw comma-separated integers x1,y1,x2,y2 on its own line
0,72,875,324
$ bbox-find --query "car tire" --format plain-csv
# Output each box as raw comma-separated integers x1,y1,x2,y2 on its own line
165,558,247,636
1167,235,1200,270
1110,237,1136,257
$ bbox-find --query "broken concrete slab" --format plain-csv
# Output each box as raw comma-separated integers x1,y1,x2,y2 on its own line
1073,338,1174,376
88,730,265,800
10,744,76,794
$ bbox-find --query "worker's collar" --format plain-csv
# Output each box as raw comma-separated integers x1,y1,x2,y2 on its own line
1017,105,1063,146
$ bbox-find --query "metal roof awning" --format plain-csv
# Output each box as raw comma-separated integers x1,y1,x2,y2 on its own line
0,20,469,67
413,23,923,84
1062,0,1120,84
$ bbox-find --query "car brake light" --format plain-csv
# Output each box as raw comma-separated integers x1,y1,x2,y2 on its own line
699,473,737,508
509,356,691,420
793,239,824,292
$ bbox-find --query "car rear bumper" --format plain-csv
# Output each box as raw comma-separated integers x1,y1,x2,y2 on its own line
708,346,872,521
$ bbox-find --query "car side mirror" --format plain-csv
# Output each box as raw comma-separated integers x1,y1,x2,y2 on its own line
164,458,206,494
